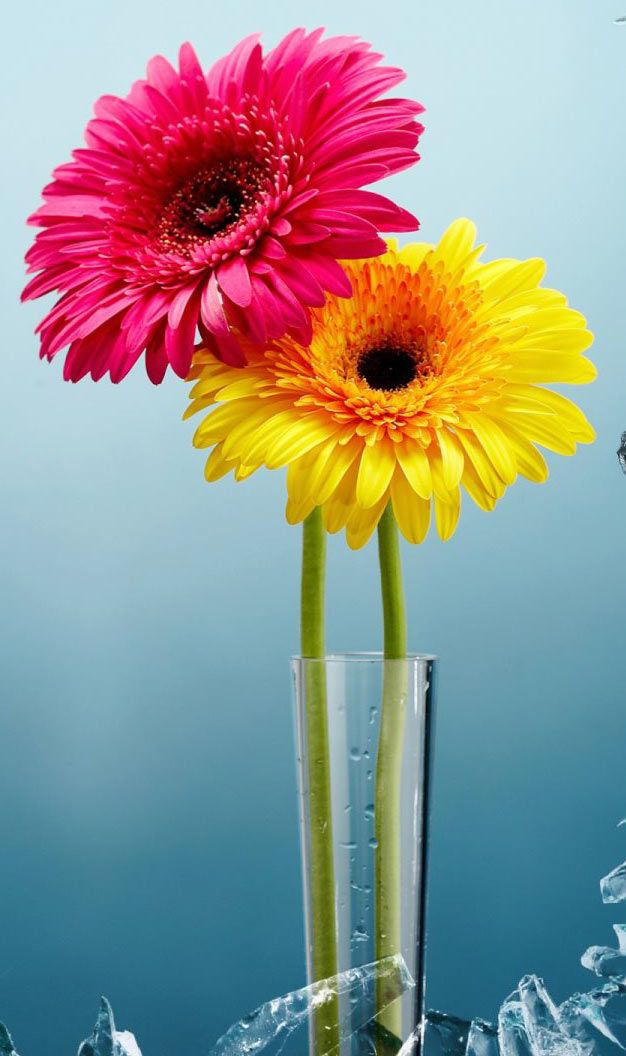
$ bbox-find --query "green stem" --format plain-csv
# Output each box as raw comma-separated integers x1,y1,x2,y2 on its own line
301,508,338,1055
375,503,408,1037
377,504,408,659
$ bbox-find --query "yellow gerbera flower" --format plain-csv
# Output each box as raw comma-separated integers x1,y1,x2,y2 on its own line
186,219,596,549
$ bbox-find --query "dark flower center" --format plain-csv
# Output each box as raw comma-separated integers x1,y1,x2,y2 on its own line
157,157,266,252
357,345,418,391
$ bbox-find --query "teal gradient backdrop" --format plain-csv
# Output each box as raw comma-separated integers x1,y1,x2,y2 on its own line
1,1,625,1054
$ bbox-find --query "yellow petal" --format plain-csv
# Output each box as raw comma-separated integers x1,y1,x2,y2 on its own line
498,425,549,483
497,412,577,456
265,416,338,469
462,413,518,485
189,366,235,400
479,258,546,302
234,463,257,481
220,404,284,461
236,408,304,464
437,429,465,490
434,218,478,270
193,400,260,447
398,241,433,271
203,443,236,482
505,385,595,443
183,395,216,421
322,460,360,534
286,441,336,506
461,461,498,511
426,446,456,502
478,287,567,319
506,353,597,384
214,376,267,402
356,438,397,509
515,329,594,353
434,488,461,541
286,491,317,525
346,497,388,550
456,430,506,496
395,440,433,499
506,307,587,333
390,469,431,544
316,439,362,505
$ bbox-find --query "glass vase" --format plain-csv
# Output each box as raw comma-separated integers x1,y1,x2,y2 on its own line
293,652,437,1054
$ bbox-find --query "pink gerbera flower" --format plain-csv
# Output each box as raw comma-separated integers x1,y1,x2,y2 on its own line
23,30,424,384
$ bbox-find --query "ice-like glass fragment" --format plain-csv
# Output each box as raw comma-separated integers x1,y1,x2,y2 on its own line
581,947,626,981
559,984,626,1054
498,993,534,1056
582,926,626,983
423,1011,470,1056
518,975,584,1056
0,1023,19,1056
466,1019,500,1056
78,998,142,1056
601,862,626,904
209,955,413,1056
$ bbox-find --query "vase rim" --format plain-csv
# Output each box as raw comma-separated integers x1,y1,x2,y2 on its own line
291,651,437,663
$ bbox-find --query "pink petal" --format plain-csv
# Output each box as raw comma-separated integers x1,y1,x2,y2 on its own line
145,324,169,384
304,255,353,297
168,281,201,328
217,256,252,308
315,189,418,231
200,272,230,335
164,293,200,376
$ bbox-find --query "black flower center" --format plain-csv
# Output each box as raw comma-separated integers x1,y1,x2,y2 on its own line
157,158,266,252
357,345,418,392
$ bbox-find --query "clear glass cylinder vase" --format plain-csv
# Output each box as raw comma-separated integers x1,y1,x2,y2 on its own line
293,652,437,1053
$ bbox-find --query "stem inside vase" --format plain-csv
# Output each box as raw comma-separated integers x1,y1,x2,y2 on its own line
301,509,339,1054
375,504,408,1039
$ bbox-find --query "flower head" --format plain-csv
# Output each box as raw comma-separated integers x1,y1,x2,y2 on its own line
23,31,424,384
187,219,596,549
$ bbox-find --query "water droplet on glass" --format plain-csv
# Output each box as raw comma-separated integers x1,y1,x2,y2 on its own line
369,706,378,725
364,804,375,820
349,747,361,761
352,924,369,943
369,838,379,849
340,841,357,850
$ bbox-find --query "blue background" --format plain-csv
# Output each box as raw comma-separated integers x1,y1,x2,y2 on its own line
1,1,625,1053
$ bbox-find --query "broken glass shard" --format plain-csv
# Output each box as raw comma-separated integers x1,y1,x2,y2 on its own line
600,860,626,904
423,1011,471,1056
618,433,626,472
559,984,626,1055
209,955,413,1056
465,1018,500,1056
582,926,626,983
78,998,142,1056
0,1024,18,1056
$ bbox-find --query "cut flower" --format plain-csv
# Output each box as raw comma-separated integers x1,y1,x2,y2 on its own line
23,30,424,383
187,219,596,548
